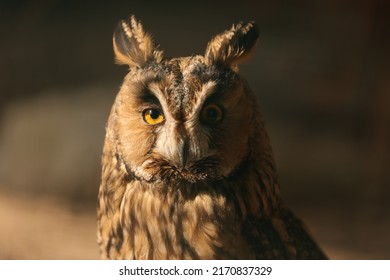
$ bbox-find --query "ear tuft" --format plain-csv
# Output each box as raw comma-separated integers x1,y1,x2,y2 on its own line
113,15,163,68
205,21,259,68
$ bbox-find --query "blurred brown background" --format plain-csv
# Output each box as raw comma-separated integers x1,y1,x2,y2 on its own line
0,0,389,259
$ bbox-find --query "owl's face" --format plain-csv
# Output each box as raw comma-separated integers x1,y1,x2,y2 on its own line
111,17,259,184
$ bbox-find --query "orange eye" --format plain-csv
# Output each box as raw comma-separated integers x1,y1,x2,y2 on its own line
143,108,165,125
201,104,224,124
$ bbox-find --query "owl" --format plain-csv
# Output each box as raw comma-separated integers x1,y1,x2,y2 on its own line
97,15,327,260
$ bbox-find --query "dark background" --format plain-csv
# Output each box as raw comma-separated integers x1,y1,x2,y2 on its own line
0,0,389,259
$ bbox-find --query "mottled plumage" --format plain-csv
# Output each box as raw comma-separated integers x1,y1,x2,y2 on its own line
97,15,327,259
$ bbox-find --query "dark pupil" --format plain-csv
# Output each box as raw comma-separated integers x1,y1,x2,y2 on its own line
149,109,160,119
206,108,218,121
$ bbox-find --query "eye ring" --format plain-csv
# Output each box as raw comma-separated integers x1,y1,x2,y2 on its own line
201,103,224,125
143,108,165,125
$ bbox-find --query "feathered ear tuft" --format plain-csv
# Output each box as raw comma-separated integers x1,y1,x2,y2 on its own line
113,15,163,68
205,21,259,69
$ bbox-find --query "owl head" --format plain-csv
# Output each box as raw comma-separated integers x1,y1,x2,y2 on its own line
110,16,260,184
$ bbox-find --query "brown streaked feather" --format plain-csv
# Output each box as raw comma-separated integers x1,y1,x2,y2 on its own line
205,21,259,68
242,208,328,259
113,15,163,68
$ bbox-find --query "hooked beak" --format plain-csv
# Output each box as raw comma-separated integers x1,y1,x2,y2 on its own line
178,137,189,168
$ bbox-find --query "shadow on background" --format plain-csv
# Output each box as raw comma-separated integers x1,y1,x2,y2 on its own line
0,0,389,259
